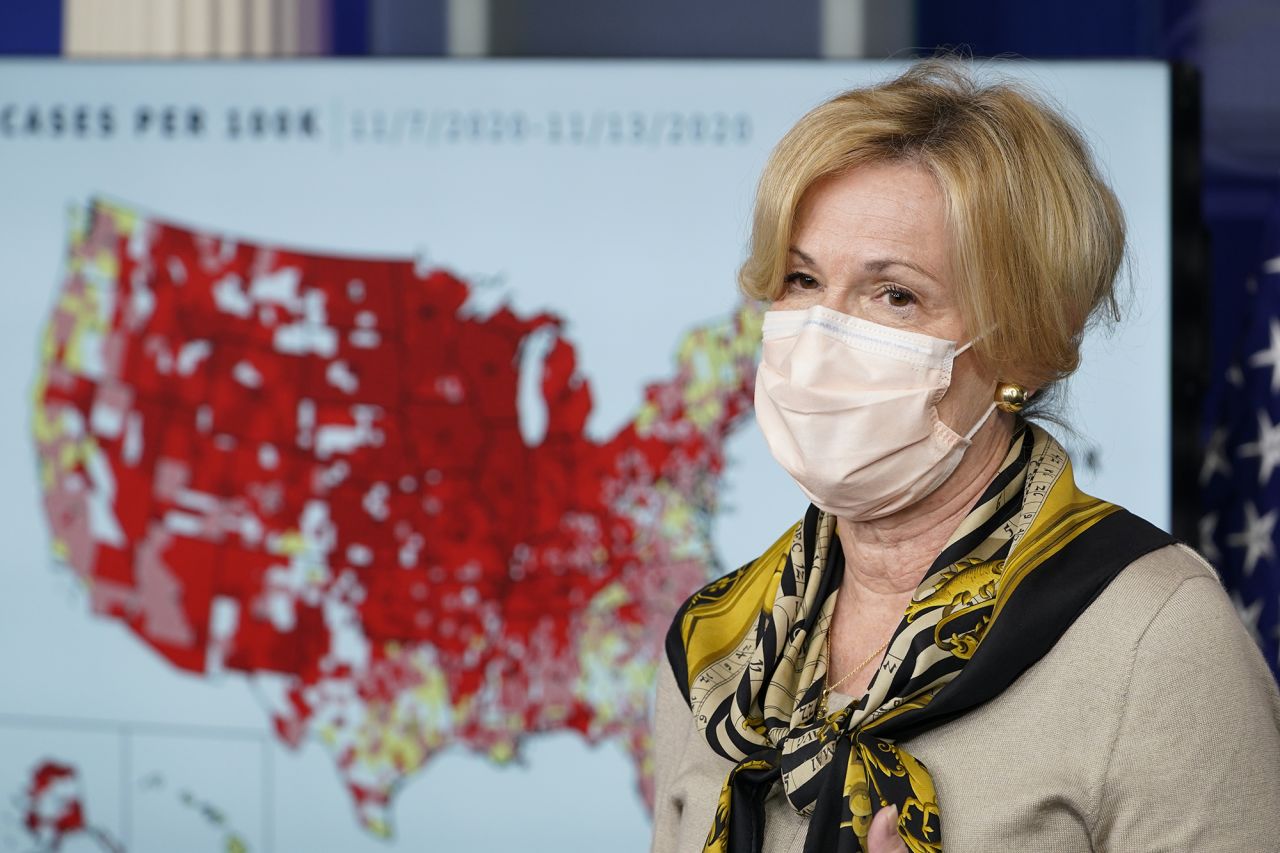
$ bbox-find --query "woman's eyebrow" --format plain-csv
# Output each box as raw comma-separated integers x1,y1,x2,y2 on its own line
864,257,937,281
788,246,818,267
790,245,937,282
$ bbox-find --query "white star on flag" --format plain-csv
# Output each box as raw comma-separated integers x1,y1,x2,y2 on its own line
1198,513,1221,563
1200,427,1231,485
1226,501,1278,577
1264,254,1280,275
1247,318,1280,393
1231,591,1265,647
1239,409,1280,485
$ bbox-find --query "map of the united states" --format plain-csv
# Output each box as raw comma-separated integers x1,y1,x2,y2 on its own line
30,199,763,836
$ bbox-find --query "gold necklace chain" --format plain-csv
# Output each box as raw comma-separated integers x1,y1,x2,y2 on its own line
820,623,890,718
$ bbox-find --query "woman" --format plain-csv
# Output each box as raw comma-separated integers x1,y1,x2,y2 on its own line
650,61,1280,853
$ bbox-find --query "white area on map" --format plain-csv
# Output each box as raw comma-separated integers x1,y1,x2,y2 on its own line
324,581,371,670
192,404,211,433
259,442,280,470
315,459,350,490
274,288,337,357
516,325,557,448
300,499,337,554
275,318,338,357
173,487,217,513
296,398,315,448
349,328,380,348
398,531,424,568
239,514,264,547
249,266,302,307
126,277,155,328
166,256,187,284
73,328,107,381
162,510,203,538
327,359,359,393
315,404,380,458
258,500,339,629
434,374,463,404
264,584,296,632
123,411,143,465
87,263,118,328
89,398,124,438
84,451,125,547
206,596,240,673
175,340,211,375
362,482,389,521
125,215,148,261
212,273,252,317
233,359,263,388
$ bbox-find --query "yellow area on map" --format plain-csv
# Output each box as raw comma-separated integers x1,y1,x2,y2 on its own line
270,531,306,556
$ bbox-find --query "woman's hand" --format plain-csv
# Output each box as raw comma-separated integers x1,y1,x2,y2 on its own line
867,805,909,853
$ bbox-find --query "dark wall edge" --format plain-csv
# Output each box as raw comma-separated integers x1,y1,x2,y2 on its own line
1170,62,1207,542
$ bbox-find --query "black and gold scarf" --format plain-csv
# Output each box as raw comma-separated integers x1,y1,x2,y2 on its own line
664,423,1173,853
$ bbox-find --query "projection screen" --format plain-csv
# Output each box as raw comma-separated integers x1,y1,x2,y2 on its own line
0,59,1173,853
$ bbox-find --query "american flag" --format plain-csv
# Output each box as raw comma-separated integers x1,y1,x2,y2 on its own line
1201,200,1280,682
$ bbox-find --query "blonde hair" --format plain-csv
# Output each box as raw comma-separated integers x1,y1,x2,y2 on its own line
739,60,1125,391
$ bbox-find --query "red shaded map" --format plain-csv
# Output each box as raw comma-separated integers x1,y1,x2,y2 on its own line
20,761,122,853
32,200,762,833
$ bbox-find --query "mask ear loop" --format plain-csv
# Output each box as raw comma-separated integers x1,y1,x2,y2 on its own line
963,401,999,441
953,332,987,357
952,334,998,441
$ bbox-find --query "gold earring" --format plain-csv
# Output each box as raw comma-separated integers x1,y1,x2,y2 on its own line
994,382,1030,413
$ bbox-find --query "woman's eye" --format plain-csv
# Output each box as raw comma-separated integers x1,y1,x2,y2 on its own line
882,286,915,308
784,272,820,291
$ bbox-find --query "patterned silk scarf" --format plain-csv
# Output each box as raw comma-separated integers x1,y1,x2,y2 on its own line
665,423,1174,853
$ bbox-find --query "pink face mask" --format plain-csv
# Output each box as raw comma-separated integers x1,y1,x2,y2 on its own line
754,305,996,521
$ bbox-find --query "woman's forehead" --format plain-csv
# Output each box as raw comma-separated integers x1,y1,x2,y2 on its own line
791,163,949,279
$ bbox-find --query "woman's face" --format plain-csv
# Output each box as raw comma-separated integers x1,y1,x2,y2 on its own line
772,160,996,437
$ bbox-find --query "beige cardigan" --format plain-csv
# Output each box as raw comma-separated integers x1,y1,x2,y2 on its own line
650,544,1280,852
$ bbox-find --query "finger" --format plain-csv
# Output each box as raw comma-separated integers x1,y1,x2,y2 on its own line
867,804,908,853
